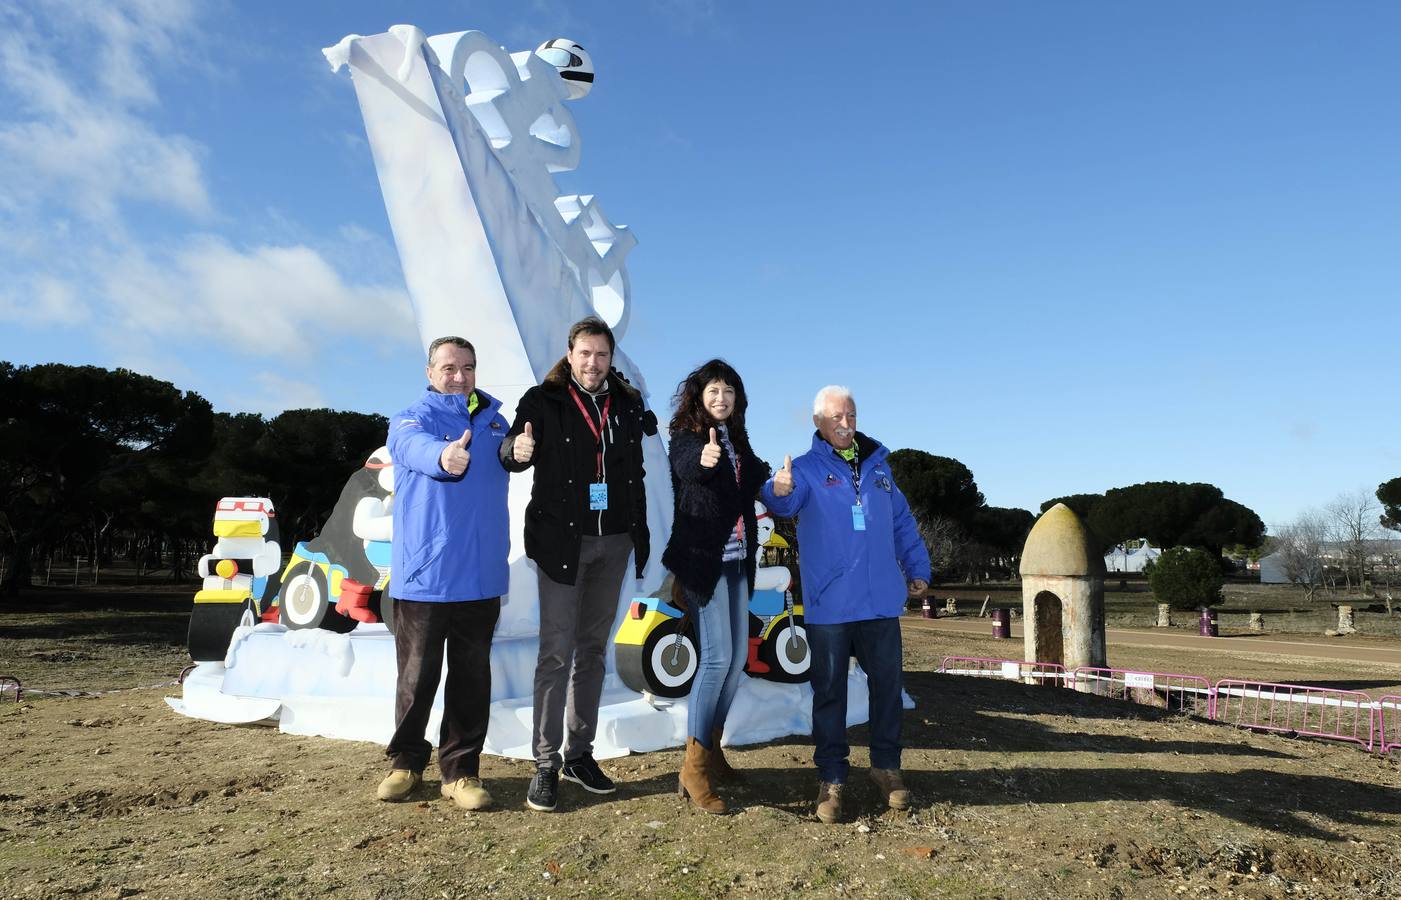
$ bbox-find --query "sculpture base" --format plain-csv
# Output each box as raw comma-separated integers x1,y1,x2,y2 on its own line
167,623,907,758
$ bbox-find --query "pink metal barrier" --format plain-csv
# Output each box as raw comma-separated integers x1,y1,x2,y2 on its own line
0,675,20,703
1213,679,1375,750
1071,667,1213,717
1377,696,1401,754
939,656,1066,686
935,659,1401,755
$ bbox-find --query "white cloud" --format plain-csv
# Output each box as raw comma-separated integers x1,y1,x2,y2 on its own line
338,223,377,243
104,345,193,389
0,2,213,225
242,372,328,415
0,274,88,325
77,0,201,107
0,1,420,401
0,106,212,224
100,236,417,356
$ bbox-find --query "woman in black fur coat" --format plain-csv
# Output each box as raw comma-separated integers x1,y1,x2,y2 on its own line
662,359,771,814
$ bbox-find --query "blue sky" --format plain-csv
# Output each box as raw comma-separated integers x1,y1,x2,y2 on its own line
2,1,1398,532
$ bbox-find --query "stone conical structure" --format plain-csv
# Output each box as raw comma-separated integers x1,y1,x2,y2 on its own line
1019,503,1107,675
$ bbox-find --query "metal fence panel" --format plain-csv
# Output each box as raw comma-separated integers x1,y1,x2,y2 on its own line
1377,695,1401,754
1212,680,1375,750
1070,667,1213,717
939,656,1066,686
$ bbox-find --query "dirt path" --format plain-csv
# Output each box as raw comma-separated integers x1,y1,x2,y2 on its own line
910,616,1401,668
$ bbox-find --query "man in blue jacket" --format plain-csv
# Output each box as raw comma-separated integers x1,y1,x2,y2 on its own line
761,385,930,824
375,336,511,811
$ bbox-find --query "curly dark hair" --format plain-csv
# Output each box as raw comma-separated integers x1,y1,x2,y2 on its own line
668,358,752,454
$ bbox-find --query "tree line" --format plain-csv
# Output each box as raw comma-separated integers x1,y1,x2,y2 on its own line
1269,482,1401,603
883,451,1034,584
0,362,386,596
884,453,1272,587
7,361,1310,598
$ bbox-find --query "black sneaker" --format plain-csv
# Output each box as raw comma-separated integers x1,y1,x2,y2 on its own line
526,765,558,812
561,753,617,795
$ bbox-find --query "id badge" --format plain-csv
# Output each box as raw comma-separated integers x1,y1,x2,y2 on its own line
851,505,866,531
590,483,609,511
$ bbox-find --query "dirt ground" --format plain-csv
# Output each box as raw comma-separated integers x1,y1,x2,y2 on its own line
3,588,1401,899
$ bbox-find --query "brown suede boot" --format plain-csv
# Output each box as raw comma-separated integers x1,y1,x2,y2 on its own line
677,737,726,814
709,728,744,784
868,768,911,810
815,781,844,824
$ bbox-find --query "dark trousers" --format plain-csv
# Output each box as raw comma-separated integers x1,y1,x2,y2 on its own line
533,534,634,767
386,597,500,782
807,616,904,784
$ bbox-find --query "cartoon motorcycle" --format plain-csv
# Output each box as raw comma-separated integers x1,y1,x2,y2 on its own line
614,501,809,698
271,447,397,633
187,497,283,661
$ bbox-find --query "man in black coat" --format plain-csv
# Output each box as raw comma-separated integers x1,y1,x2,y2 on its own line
499,316,653,812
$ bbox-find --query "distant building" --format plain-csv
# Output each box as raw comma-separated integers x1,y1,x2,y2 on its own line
1258,550,1315,585
1259,539,1401,584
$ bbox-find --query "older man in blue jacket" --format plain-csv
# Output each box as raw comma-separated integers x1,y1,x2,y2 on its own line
375,336,511,811
761,385,930,824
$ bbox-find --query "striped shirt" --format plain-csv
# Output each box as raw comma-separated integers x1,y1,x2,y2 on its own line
717,424,746,562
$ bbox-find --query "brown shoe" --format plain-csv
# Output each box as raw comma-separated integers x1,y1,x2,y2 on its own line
868,768,911,810
441,776,493,811
815,781,844,823
375,768,421,802
709,728,744,784
677,737,726,814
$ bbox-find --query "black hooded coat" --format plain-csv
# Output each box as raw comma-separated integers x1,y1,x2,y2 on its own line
661,427,771,607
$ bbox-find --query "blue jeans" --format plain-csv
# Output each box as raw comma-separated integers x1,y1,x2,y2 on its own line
687,560,749,748
807,616,903,784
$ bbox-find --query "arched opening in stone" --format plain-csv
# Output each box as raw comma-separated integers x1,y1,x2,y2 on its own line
1031,590,1063,666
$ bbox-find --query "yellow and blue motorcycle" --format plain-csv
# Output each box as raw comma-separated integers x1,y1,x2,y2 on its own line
614,585,809,699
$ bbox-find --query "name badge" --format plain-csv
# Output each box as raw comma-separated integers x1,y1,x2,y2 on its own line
590,483,609,511
851,505,865,531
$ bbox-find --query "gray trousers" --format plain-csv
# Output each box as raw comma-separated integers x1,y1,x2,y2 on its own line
533,533,634,767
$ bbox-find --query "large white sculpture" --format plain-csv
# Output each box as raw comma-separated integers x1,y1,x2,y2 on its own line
321,25,667,638
172,25,899,758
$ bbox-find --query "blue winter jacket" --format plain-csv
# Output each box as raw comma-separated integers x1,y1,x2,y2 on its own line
760,431,930,625
388,387,511,602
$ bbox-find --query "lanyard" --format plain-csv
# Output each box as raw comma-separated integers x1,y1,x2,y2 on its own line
568,384,611,481
723,431,743,540
842,452,863,507
734,454,744,538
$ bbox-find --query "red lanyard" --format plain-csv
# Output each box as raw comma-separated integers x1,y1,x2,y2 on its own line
568,384,611,481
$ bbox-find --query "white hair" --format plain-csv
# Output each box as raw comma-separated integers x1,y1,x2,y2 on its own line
812,384,855,415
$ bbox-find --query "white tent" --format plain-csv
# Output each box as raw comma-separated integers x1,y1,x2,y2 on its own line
1104,541,1161,573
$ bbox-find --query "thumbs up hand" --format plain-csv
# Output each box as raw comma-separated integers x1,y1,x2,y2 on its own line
513,421,536,464
440,428,472,476
773,455,794,497
699,427,721,469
